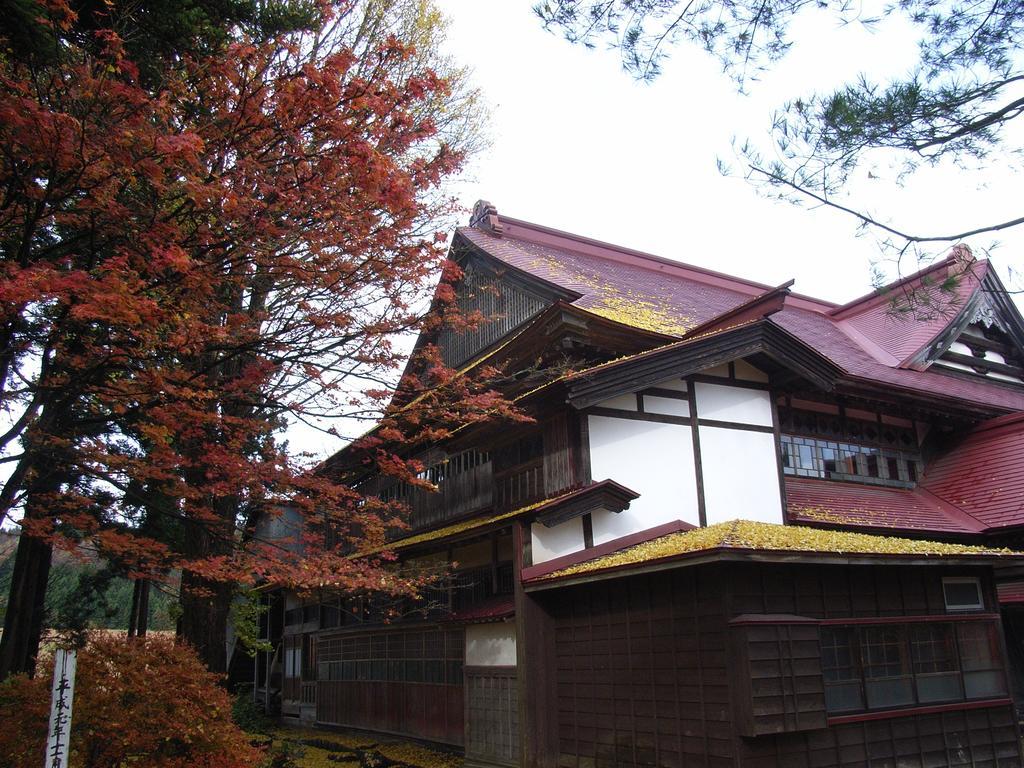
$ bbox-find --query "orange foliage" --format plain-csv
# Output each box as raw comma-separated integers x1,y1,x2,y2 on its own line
0,635,262,768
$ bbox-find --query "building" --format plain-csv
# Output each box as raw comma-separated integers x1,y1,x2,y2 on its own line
264,201,1024,767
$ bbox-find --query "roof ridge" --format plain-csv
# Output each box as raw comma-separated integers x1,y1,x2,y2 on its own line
830,255,986,320
913,485,990,533
472,213,836,312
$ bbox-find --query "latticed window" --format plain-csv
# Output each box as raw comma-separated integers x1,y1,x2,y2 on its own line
779,407,922,487
821,620,1007,715
821,626,863,713
861,626,914,709
318,629,464,685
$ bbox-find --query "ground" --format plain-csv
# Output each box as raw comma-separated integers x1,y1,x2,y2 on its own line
264,725,463,768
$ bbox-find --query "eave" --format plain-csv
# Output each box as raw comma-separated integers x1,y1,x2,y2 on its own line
524,547,1023,593
358,480,637,558
564,319,844,409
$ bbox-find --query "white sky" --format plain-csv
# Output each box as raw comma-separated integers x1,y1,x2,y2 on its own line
288,0,1024,460
439,0,1024,304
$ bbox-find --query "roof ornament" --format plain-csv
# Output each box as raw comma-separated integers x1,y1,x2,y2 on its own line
969,295,1003,331
949,243,975,273
469,199,503,236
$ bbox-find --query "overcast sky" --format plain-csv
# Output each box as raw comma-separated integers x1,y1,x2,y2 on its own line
439,0,1024,304
289,0,1024,459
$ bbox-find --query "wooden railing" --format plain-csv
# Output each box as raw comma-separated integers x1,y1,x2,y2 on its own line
494,460,544,511
409,461,493,529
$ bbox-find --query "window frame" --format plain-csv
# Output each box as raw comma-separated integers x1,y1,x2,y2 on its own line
820,616,1008,719
942,576,985,612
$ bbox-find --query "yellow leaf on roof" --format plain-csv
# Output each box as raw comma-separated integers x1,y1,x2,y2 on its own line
543,520,1015,579
587,294,693,336
357,489,581,557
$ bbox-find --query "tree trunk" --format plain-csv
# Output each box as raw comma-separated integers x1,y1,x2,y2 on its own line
127,578,142,638
179,570,232,674
137,579,150,637
0,528,52,679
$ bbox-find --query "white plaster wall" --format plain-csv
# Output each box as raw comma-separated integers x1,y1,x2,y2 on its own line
596,393,638,411
465,623,517,667
588,415,700,543
642,395,689,417
699,426,783,525
694,382,773,427
531,516,585,563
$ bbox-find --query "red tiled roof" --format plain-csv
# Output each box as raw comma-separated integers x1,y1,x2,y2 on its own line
829,256,986,368
445,598,515,623
785,476,986,535
457,219,1024,413
922,413,1024,530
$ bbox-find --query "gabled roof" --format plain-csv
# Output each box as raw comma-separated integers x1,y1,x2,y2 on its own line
563,319,842,408
458,206,1024,414
829,253,986,368
921,413,1024,530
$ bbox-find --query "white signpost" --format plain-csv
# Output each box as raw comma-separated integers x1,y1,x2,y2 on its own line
44,648,77,768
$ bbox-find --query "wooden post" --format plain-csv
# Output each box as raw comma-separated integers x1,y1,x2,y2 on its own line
44,648,76,768
514,519,558,767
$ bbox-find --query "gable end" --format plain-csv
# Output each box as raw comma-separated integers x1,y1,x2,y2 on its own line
912,271,1024,386
437,237,566,367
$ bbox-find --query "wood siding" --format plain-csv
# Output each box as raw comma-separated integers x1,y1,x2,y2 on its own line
316,628,465,746
549,567,732,768
540,561,1023,768
543,414,576,496
410,459,493,530
317,681,464,745
466,666,519,766
438,262,548,367
731,621,827,737
741,706,1022,767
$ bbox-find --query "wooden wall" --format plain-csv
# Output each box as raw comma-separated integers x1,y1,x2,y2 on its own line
539,561,1023,768
437,261,548,367
466,666,519,766
549,567,733,768
316,628,465,746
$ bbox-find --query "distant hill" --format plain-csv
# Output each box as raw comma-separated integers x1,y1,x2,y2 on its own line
0,531,176,631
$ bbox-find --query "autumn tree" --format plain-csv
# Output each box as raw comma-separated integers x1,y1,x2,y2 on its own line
0,634,263,768
0,0,513,677
535,0,1024,255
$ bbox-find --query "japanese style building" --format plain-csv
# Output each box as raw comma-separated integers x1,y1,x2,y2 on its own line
257,201,1024,767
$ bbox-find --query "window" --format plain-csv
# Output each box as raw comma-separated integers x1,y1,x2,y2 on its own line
821,626,863,713
821,620,1006,715
910,624,962,703
778,407,922,487
317,629,464,685
957,622,1007,699
943,577,984,612
780,435,921,487
861,626,915,709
